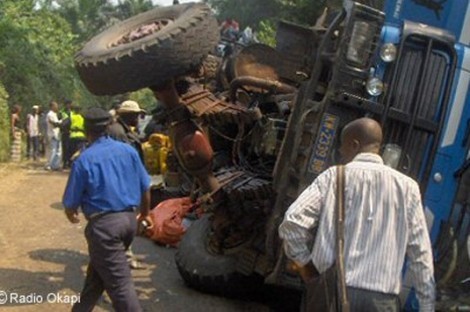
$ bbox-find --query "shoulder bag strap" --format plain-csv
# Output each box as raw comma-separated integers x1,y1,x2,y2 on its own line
336,165,350,311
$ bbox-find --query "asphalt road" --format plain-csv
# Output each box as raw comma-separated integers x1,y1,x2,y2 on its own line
0,162,301,312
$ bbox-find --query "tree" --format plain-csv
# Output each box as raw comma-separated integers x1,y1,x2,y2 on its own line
276,0,327,25
0,0,73,104
0,0,109,116
204,0,328,46
115,0,154,19
206,0,280,28
38,0,119,42
37,0,154,43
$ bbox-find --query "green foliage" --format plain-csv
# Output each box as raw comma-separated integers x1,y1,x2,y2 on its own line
115,0,154,20
128,89,157,112
206,0,279,28
0,0,101,113
276,0,327,25
0,81,10,162
206,0,328,48
206,0,328,27
256,20,276,47
41,0,154,43
0,0,158,128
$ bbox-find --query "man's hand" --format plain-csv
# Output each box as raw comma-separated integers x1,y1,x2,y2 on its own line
65,209,80,224
292,261,318,283
136,213,154,236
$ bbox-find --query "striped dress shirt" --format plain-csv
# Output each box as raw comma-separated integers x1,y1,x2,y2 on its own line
279,153,435,311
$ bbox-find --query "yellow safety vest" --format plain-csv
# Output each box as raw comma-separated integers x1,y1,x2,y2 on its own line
69,111,86,139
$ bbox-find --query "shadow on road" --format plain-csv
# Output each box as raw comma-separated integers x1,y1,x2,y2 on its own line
0,268,67,307
0,249,88,307
29,248,88,297
49,202,63,210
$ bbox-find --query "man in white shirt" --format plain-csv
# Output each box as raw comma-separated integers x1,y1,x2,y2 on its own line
26,105,40,160
279,117,435,311
45,101,62,170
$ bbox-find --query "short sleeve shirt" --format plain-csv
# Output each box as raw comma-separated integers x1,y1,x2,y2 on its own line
62,136,151,216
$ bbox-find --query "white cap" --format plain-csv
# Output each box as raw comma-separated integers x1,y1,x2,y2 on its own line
118,100,146,114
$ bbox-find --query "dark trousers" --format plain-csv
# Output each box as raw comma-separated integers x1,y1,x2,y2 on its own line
347,287,399,312
62,135,71,167
69,138,86,161
302,286,399,312
28,136,40,160
26,135,31,158
39,135,46,157
72,212,141,312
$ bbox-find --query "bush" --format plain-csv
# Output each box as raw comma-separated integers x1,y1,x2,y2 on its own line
257,20,277,47
0,82,10,162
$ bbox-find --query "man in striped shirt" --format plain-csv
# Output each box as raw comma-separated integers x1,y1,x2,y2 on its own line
279,117,435,311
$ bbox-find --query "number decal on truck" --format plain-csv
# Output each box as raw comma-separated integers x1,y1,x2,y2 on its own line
308,113,339,174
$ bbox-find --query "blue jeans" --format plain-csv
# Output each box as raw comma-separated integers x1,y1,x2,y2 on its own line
28,136,40,160
47,137,62,169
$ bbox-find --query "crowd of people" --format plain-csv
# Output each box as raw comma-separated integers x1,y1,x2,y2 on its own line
217,17,258,58
9,99,158,304
9,99,155,172
9,100,84,169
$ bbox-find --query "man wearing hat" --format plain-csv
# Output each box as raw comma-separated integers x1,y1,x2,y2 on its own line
108,100,147,269
62,107,153,312
108,100,146,162
26,105,40,161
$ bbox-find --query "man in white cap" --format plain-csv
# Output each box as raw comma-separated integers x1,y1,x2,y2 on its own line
26,105,40,161
108,100,147,269
108,100,146,163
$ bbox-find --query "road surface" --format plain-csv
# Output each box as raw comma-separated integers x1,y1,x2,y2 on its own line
0,162,300,312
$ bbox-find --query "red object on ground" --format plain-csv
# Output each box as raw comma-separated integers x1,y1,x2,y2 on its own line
146,197,196,247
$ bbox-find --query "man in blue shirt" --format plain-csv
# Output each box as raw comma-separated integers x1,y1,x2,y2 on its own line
63,107,152,312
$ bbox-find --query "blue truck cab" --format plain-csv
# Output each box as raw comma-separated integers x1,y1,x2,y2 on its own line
378,0,470,309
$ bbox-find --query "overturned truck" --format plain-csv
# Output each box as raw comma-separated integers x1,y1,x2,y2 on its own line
75,1,470,310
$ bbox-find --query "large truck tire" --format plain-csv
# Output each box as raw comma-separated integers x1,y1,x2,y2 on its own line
74,3,219,95
175,215,262,296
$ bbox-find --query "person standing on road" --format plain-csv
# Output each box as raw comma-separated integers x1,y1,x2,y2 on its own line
45,101,62,171
279,118,435,312
38,105,48,158
60,99,73,169
10,104,22,162
68,104,86,163
62,107,153,312
108,100,147,269
108,100,146,162
26,105,40,161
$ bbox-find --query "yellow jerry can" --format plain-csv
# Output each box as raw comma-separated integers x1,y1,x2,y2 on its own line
143,133,171,175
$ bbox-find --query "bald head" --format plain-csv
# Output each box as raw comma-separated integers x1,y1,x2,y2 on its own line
339,117,383,163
